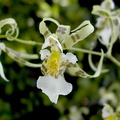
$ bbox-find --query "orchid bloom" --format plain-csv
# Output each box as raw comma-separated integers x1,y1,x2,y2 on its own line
102,104,115,120
0,43,8,81
96,0,115,44
37,34,78,103
92,0,120,46
37,18,104,103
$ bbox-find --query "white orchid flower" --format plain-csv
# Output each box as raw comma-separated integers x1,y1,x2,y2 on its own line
96,17,112,45
95,0,114,45
0,43,8,81
37,35,78,104
92,0,120,47
102,104,115,120
101,0,115,10
37,18,104,103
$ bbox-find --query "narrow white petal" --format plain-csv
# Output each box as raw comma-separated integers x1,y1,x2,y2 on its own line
0,42,6,50
65,53,78,64
53,37,63,52
37,74,72,103
42,38,51,49
95,18,105,28
99,27,111,44
40,49,50,60
43,35,63,52
101,0,115,10
0,61,9,81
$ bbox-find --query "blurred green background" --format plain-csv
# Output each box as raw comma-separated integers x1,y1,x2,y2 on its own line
0,0,120,120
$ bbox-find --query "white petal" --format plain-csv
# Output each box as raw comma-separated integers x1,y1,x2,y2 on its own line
40,49,50,60
0,61,9,81
0,42,5,51
37,74,72,104
101,0,115,10
42,37,51,49
53,37,63,52
42,35,63,52
99,26,111,44
102,104,113,118
65,53,78,64
95,18,105,28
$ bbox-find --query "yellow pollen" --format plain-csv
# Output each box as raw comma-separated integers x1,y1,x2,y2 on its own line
46,50,60,78
104,115,115,120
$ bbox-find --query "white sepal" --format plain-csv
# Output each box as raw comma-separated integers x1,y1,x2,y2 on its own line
37,74,72,104
0,62,9,82
102,104,114,118
40,49,50,60
65,53,78,64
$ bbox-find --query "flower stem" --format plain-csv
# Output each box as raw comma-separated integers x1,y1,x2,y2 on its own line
0,35,43,46
70,47,120,67
70,47,102,56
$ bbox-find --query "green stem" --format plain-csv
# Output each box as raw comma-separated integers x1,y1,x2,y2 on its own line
0,35,43,46
70,47,102,56
107,55,120,67
70,47,120,67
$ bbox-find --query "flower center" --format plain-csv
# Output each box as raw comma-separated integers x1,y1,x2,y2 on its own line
104,115,115,120
46,50,60,78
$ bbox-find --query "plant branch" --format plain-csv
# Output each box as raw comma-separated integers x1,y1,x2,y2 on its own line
0,35,43,46
70,47,120,67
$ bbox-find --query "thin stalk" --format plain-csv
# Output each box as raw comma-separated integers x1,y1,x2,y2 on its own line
70,47,120,67
0,35,43,46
